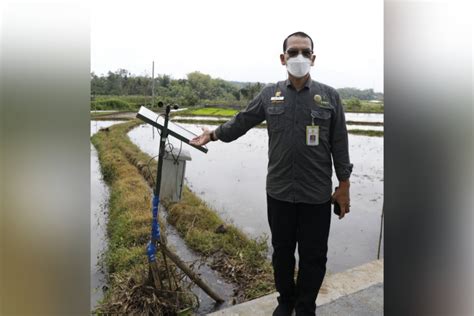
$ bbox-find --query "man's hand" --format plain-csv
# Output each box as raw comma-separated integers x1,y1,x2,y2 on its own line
190,127,214,146
332,179,351,219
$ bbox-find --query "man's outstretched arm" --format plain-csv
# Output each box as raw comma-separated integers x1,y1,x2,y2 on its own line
190,90,266,146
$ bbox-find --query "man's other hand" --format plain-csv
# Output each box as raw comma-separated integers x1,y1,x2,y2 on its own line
331,180,351,219
190,127,213,146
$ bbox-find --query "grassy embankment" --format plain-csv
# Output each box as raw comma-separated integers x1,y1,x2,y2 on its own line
173,107,238,117
90,107,383,137
343,100,383,113
93,120,274,304
91,95,383,113
347,130,384,137
90,111,130,119
172,107,384,137
92,96,147,110
91,122,198,314
175,100,383,115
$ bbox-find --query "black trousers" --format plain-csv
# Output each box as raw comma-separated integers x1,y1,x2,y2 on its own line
267,194,332,316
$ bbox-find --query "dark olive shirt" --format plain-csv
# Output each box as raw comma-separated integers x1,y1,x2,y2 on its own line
215,77,353,204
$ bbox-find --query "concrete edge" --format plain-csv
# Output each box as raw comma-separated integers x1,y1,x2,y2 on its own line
207,259,383,316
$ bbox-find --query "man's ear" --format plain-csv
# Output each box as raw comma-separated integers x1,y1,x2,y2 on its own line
311,54,316,66
280,54,286,65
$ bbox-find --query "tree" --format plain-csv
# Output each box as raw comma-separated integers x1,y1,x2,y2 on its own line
187,71,213,99
241,82,263,100
157,74,171,88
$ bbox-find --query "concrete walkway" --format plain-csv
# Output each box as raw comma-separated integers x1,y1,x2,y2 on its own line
317,283,382,315
208,259,383,316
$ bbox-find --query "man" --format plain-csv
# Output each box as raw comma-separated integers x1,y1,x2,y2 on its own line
190,31,353,316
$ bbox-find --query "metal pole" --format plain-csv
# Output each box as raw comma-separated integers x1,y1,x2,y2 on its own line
146,105,224,303
147,65,154,139
152,61,155,109
146,105,171,289
377,203,384,259
154,105,170,198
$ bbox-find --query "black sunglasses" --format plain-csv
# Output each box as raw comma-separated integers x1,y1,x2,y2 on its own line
286,48,313,58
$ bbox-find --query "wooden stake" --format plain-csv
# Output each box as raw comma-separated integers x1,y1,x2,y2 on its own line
160,243,225,303
149,261,163,290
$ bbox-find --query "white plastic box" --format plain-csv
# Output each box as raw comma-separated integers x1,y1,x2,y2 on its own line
160,148,192,202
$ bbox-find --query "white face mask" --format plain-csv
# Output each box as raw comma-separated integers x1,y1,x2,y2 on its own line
286,54,312,78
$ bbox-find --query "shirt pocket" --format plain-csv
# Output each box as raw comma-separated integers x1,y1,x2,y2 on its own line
310,108,332,144
310,108,332,126
266,106,286,132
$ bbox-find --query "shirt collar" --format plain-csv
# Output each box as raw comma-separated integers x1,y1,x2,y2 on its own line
285,75,312,90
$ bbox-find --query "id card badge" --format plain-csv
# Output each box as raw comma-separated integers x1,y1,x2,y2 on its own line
306,125,319,146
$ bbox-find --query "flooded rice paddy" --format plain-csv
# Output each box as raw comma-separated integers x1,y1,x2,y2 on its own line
91,114,384,313
90,120,234,314
128,120,384,274
90,120,121,309
173,112,383,123
173,112,384,132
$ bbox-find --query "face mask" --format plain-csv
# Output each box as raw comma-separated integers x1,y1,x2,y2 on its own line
286,54,312,78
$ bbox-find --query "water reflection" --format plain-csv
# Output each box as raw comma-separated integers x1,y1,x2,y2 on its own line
173,112,384,124
345,112,383,123
90,120,121,310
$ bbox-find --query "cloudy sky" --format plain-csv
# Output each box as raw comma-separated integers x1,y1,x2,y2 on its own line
91,0,383,92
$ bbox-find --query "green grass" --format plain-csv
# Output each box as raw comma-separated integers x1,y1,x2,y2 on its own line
93,120,275,303
343,99,384,113
92,94,383,115
91,95,162,111
91,110,136,121
175,107,238,117
91,121,196,314
93,95,148,107
176,103,383,116
91,92,384,113
91,98,133,111
346,120,384,126
349,129,384,137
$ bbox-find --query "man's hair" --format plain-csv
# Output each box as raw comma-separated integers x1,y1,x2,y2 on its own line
283,31,314,52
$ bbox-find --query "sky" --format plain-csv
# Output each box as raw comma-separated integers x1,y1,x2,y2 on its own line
91,0,383,92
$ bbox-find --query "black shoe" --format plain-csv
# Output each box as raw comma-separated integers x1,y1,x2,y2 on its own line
294,300,316,316
273,297,295,316
273,303,295,316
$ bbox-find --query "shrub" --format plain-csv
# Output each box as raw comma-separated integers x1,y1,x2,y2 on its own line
91,98,132,110
345,97,362,111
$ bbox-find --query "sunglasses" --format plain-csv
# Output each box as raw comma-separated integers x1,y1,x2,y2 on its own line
286,48,313,58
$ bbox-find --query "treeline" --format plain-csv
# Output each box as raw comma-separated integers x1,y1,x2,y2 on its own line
91,69,263,108
91,69,383,109
337,87,383,101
